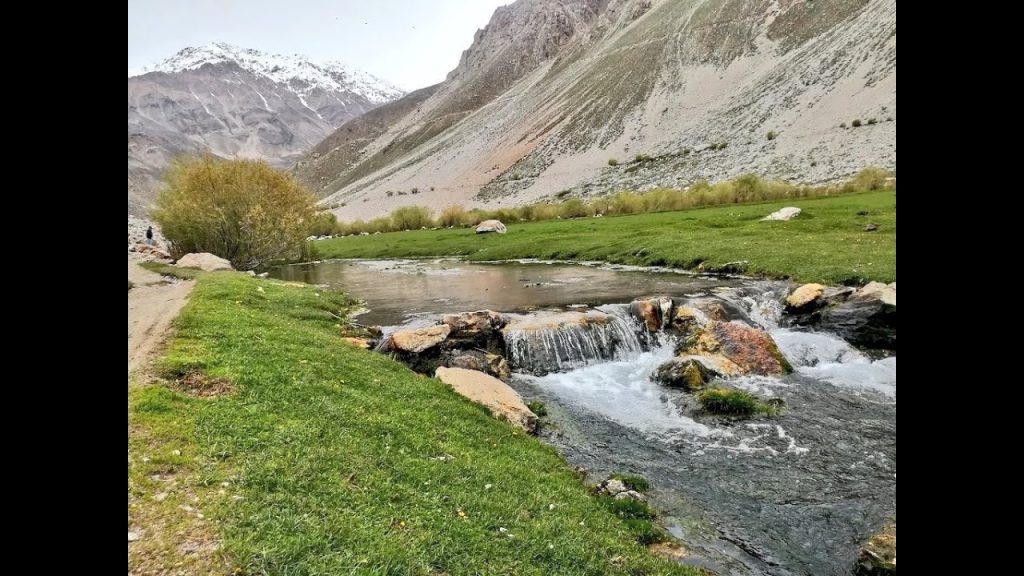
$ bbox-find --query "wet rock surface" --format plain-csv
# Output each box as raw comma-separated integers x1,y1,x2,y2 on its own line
785,282,896,351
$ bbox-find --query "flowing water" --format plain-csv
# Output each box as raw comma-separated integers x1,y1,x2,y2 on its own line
503,306,658,374
272,259,737,326
272,259,896,575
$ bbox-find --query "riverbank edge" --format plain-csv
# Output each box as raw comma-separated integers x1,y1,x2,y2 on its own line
128,270,703,574
313,190,897,285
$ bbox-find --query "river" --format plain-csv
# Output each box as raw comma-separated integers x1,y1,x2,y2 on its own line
272,259,896,575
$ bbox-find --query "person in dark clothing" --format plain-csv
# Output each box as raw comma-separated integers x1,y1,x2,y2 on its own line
145,226,154,246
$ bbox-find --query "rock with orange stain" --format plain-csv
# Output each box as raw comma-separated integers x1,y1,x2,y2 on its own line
685,321,791,375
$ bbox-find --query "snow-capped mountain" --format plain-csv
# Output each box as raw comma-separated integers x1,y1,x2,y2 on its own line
127,43,404,215
140,43,403,105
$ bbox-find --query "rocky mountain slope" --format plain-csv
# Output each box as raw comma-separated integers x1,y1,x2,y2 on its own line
296,0,896,220
128,43,403,215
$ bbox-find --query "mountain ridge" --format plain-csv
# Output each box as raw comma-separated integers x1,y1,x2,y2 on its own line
127,43,403,215
294,0,896,221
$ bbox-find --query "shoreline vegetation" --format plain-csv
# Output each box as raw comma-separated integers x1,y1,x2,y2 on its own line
315,189,896,284
316,168,893,237
129,272,702,574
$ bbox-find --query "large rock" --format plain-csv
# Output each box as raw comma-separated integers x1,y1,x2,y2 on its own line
442,310,506,351
176,253,233,271
855,282,896,307
441,350,511,381
435,367,536,432
688,297,744,321
761,207,801,221
783,281,894,350
475,220,507,234
686,321,791,375
855,522,896,576
821,295,896,350
629,296,673,332
387,325,451,354
670,306,708,340
786,283,826,310
784,285,855,324
652,358,718,391
443,310,506,334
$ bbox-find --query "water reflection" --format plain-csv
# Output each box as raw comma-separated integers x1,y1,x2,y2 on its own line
273,259,738,325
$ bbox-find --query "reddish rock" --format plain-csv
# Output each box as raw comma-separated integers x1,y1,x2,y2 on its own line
689,321,791,375
629,296,673,332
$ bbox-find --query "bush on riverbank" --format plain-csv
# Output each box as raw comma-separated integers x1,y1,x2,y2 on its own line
152,154,317,270
330,168,894,235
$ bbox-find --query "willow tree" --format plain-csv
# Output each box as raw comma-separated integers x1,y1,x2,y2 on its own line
152,154,317,270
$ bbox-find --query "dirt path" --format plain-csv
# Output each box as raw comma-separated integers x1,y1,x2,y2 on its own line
128,256,194,373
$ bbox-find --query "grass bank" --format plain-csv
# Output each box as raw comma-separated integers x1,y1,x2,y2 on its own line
128,272,699,575
317,190,897,284
327,168,893,236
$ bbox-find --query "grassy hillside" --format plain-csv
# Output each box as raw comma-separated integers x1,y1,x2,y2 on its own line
316,191,897,284
128,273,700,575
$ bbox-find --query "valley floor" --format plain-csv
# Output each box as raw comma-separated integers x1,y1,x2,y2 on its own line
316,191,897,285
128,271,701,575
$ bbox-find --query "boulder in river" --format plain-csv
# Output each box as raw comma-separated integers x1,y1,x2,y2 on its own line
443,310,505,333
783,282,894,350
855,522,895,576
855,282,896,307
475,220,507,234
434,367,536,432
652,358,718,391
387,325,451,354
685,321,791,375
669,306,708,340
441,349,511,381
821,285,896,350
786,283,826,310
442,310,506,351
501,309,646,375
629,296,673,332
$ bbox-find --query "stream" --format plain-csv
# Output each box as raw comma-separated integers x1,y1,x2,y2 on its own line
273,259,896,576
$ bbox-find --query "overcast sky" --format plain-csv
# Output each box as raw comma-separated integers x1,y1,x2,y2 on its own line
128,0,510,91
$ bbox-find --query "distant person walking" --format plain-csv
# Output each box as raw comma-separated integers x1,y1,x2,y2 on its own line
145,226,155,246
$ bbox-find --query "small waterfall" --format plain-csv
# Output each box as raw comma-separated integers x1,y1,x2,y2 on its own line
715,283,790,329
525,343,720,437
503,305,653,375
772,329,896,397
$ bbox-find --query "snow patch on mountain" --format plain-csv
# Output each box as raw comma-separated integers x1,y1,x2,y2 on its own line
135,42,403,105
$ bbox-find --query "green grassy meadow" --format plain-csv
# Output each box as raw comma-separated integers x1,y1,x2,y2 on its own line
317,191,896,284
128,273,699,575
